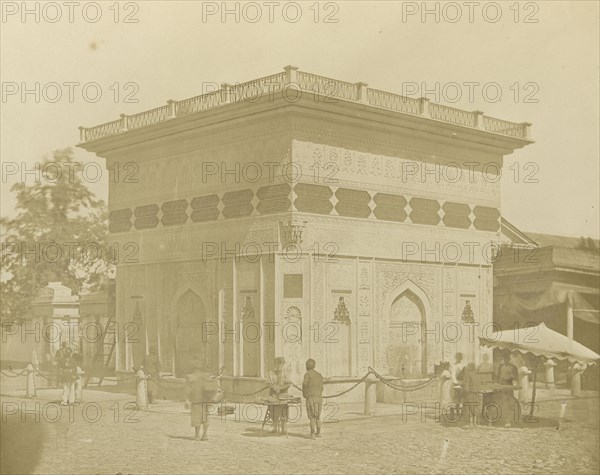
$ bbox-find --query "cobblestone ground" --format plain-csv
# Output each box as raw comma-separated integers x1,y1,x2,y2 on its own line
1,388,598,475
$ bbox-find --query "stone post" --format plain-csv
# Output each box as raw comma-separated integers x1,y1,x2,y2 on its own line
78,126,86,142
283,65,299,85
221,83,234,104
26,363,36,398
364,374,377,415
438,368,452,412
136,367,148,409
356,82,369,103
119,113,129,132
570,363,585,397
167,99,177,118
518,365,531,402
418,97,430,117
557,401,567,430
473,111,485,130
567,299,574,340
544,359,557,390
520,122,532,140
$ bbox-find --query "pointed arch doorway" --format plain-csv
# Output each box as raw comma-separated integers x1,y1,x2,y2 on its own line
174,289,210,377
384,282,431,378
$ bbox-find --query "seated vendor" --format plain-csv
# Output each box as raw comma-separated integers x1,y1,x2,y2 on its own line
496,353,518,386
268,357,292,433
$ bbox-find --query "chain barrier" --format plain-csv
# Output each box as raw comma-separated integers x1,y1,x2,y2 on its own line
1,370,24,378
149,375,187,389
223,384,271,398
368,367,438,392
369,367,437,388
323,372,373,399
94,372,145,383
32,366,57,381
1,366,50,379
377,377,435,393
148,375,270,397
8,366,28,377
289,372,372,399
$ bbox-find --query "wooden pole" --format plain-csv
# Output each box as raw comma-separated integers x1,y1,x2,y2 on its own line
530,358,539,417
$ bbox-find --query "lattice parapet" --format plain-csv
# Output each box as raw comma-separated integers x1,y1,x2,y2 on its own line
79,67,532,143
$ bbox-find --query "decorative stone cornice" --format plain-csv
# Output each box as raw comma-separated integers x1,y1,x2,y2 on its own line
78,66,533,156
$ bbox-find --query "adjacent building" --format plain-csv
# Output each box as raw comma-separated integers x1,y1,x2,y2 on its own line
496,223,599,354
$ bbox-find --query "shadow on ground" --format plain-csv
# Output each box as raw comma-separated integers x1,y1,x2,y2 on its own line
1,408,45,475
434,412,560,429
241,427,308,439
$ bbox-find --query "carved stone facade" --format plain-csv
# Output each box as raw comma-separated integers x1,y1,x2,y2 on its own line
79,79,530,398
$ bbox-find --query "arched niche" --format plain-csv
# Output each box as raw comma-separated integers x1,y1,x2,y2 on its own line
382,280,432,378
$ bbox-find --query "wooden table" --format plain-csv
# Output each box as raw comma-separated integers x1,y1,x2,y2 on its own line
256,397,301,436
480,384,521,424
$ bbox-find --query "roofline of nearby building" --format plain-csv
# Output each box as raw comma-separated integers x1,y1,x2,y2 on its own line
500,217,538,246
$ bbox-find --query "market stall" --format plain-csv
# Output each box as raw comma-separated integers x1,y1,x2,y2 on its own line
479,322,600,421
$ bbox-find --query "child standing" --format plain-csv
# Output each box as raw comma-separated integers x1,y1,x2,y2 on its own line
464,363,482,427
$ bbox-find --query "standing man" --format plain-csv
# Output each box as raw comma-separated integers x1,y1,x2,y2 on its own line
54,342,69,388
60,354,77,406
477,353,494,384
495,352,519,428
143,349,160,404
496,353,518,386
302,359,324,439
186,365,219,441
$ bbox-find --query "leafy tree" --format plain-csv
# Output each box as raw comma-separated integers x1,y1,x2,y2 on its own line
1,148,111,322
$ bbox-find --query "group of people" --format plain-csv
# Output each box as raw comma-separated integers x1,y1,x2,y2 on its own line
185,357,324,441
54,341,84,406
440,351,519,427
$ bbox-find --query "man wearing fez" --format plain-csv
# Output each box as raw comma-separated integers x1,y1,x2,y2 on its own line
302,359,324,439
185,364,220,441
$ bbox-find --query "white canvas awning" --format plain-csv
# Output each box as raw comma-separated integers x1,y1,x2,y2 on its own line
479,322,600,364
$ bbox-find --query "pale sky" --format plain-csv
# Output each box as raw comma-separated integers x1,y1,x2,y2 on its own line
1,0,598,238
